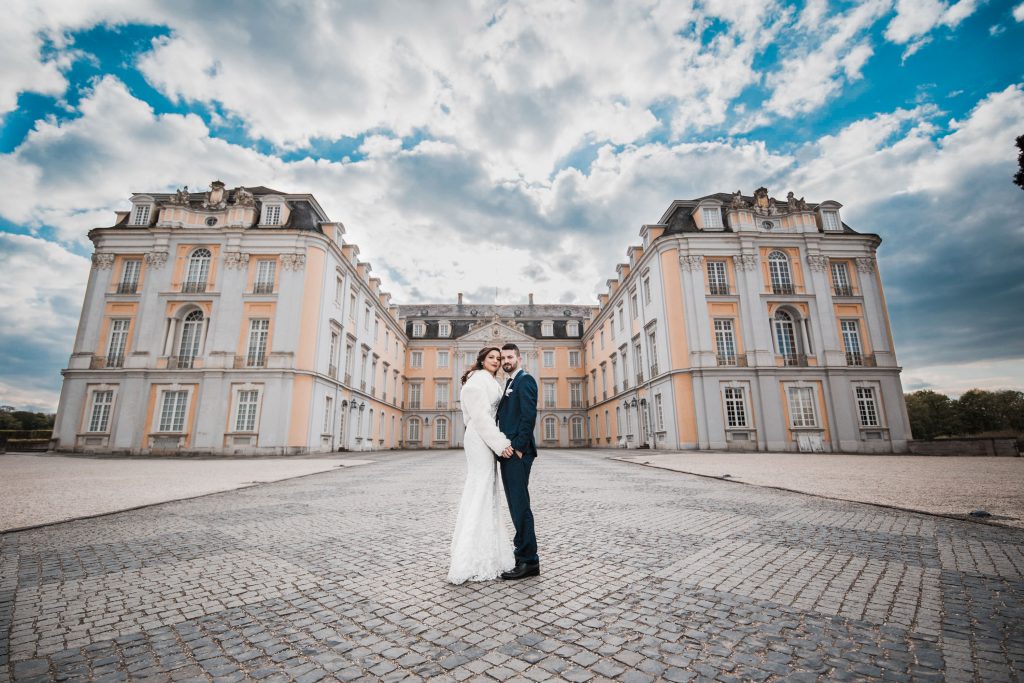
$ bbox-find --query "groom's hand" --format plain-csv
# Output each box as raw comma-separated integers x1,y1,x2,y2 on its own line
500,446,514,458
515,450,523,459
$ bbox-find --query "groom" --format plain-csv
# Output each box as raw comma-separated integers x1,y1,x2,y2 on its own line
496,343,540,579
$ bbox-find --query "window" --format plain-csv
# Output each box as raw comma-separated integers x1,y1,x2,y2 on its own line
544,416,557,441
119,259,141,293
183,248,211,292
823,210,842,231
842,320,864,365
438,321,451,337
263,203,282,226
634,340,643,382
435,417,448,442
235,390,259,432
591,370,597,402
768,251,794,294
437,350,449,368
323,396,333,434
246,319,269,367
335,277,344,304
158,390,188,432
435,382,449,409
642,276,651,303
616,407,622,434
344,343,354,381
630,290,638,318
567,321,580,336
328,332,339,377
543,381,556,408
600,329,605,349
360,350,368,387
87,390,113,432
408,417,421,442
364,305,371,330
788,387,817,428
107,319,130,367
571,416,584,441
568,350,580,368
408,383,422,409
707,261,729,295
412,322,425,338
542,320,554,336
254,260,275,293
856,386,880,427
714,319,737,365
832,262,852,297
605,410,611,438
131,204,151,226
702,207,723,229
609,312,615,332
410,351,423,368
774,310,801,365
349,292,357,319
647,329,658,374
543,350,554,368
724,387,748,427
654,394,664,431
370,358,377,392
178,310,204,366
617,303,624,330
570,382,582,408
600,366,607,396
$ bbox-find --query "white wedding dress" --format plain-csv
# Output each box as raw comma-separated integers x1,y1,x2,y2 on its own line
447,370,516,584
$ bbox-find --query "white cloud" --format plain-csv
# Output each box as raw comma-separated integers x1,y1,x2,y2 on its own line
885,0,981,47
1015,2,1024,21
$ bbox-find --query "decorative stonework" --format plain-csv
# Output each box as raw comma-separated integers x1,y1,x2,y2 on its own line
233,186,255,207
223,252,250,269
145,251,169,269
169,187,190,205
280,253,306,270
203,180,228,210
856,257,876,273
807,255,829,272
737,254,759,271
679,255,704,271
91,253,115,269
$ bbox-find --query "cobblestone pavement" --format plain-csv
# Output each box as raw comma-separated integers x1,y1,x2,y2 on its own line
2,449,1022,682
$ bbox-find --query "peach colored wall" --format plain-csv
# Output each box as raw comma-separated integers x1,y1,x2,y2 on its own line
672,374,698,444
109,254,147,293
833,303,873,354
295,248,326,370
660,249,690,369
95,302,139,355
707,301,744,352
236,302,277,357
287,375,313,447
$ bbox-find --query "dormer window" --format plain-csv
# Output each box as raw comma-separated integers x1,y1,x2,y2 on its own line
567,321,580,337
131,203,152,226
262,203,282,226
541,320,554,336
822,210,841,231
412,322,425,337
438,321,451,337
702,207,723,229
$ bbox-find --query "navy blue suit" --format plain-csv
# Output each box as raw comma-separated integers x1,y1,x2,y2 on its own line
496,369,539,564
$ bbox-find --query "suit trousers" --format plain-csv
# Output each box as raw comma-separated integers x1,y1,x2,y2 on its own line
499,454,538,564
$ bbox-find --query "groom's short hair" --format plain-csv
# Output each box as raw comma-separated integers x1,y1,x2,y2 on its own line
501,343,520,356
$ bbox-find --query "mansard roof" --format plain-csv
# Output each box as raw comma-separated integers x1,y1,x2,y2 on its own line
656,190,859,235
397,304,596,341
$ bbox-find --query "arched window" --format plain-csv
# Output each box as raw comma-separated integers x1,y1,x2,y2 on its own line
435,417,448,442
408,417,421,442
543,416,557,441
571,416,584,441
774,309,804,365
184,248,212,292
178,310,204,368
768,251,793,294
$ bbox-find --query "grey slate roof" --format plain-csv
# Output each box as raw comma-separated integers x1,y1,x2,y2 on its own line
397,304,596,340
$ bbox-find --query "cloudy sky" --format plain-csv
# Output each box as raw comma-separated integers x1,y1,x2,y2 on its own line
1,0,1023,411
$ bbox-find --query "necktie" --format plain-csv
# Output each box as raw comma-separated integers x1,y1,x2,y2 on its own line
504,377,513,392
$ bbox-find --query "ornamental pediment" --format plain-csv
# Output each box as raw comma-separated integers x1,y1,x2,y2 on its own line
459,318,533,344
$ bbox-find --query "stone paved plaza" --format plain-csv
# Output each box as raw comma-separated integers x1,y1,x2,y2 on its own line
2,449,1022,682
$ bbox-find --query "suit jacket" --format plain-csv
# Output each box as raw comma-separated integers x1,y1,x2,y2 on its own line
496,370,538,457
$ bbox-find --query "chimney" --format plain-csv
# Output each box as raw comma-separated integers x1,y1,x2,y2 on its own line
528,293,534,305
457,292,463,305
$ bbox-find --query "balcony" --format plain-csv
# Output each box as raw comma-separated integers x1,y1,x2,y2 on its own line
181,281,208,294
408,401,421,410
846,352,876,367
253,282,274,294
167,355,196,369
116,282,138,294
771,283,795,295
834,285,853,297
90,355,124,369
570,400,583,409
781,353,809,367
437,401,448,410
716,354,748,367
328,364,337,378
234,355,266,368
708,284,731,296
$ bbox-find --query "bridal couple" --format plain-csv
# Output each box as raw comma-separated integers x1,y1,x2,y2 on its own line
448,343,540,584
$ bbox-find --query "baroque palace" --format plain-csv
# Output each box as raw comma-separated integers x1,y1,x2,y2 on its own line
53,182,911,455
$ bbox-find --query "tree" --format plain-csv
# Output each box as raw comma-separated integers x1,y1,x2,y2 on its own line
956,389,1002,435
990,389,1024,432
7,411,54,431
1016,134,1024,191
905,390,957,439
0,411,19,430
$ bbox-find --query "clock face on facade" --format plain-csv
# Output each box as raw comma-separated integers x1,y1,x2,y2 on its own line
761,220,774,230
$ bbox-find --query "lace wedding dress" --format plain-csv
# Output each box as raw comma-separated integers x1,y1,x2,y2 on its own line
447,370,516,584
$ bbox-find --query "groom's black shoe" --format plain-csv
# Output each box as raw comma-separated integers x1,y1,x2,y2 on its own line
501,562,540,580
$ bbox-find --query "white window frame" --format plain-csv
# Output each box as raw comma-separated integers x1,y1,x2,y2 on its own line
568,350,580,368
86,388,115,433
255,259,275,293
232,386,262,433
787,386,818,428
543,381,556,409
541,320,554,337
654,394,665,431
435,382,449,409
543,416,558,441
567,321,580,336
714,319,737,364
438,321,451,337
841,319,863,361
184,248,212,289
131,203,152,226
543,350,555,368
156,389,190,433
410,350,423,369
435,417,448,442
412,322,425,338
822,210,842,231
571,416,584,441
707,261,729,295
107,319,130,366
768,251,793,293
855,386,880,427
408,383,422,409
323,396,334,435
437,350,449,368
246,319,269,366
569,381,582,408
120,259,142,292
831,261,852,296
702,207,723,229
261,203,282,226
723,386,749,428
407,417,421,442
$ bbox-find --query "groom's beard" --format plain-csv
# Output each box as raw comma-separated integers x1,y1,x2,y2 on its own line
502,362,518,373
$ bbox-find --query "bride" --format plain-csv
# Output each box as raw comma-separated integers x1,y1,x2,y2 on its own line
448,346,516,584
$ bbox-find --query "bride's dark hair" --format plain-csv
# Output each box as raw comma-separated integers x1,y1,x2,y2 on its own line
460,346,502,385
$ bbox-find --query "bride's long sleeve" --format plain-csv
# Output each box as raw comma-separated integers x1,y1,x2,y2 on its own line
461,374,512,455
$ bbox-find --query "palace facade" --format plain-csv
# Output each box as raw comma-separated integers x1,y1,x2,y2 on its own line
52,183,911,454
